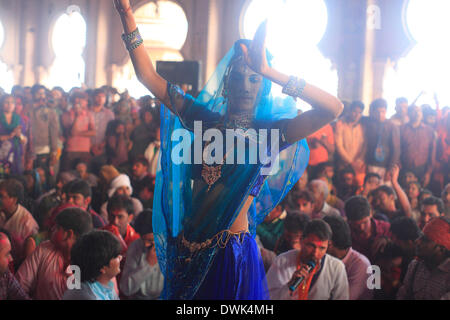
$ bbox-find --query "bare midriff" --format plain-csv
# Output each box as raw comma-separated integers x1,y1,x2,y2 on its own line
229,195,254,233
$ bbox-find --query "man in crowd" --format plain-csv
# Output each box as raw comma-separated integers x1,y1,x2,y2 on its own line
267,219,349,300
274,211,311,256
102,194,140,253
130,156,152,198
419,196,446,230
90,89,115,158
400,105,436,188
334,100,367,187
0,229,30,300
61,91,96,171
288,190,315,218
0,179,38,268
16,208,93,299
372,164,412,222
389,217,422,282
345,195,391,263
362,98,400,183
397,217,450,300
100,173,143,223
307,180,340,219
390,97,409,127
29,84,60,172
66,179,106,228
323,215,373,300
257,202,287,252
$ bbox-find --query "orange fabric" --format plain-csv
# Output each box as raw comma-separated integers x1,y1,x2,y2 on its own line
307,125,334,166
295,252,319,300
423,218,450,251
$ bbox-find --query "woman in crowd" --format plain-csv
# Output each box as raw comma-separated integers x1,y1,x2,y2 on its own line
0,95,28,176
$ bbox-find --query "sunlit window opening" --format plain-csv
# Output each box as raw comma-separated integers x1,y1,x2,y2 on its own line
242,0,338,111
113,1,188,98
44,6,86,91
0,20,15,93
383,0,450,116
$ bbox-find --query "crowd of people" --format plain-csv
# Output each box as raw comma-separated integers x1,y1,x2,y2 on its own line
0,82,449,300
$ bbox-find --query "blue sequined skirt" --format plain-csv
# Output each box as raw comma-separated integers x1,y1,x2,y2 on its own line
193,232,269,300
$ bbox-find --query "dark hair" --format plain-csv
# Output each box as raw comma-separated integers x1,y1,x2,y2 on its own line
71,230,122,283
374,242,404,263
31,84,47,97
406,181,421,192
55,208,93,238
323,215,352,250
93,88,105,97
364,172,381,184
302,219,332,241
396,97,408,105
35,195,60,229
133,156,150,168
68,179,92,199
345,196,371,221
0,179,24,204
289,190,315,208
422,196,445,214
107,194,134,216
69,91,89,105
390,217,421,241
134,209,153,236
375,185,395,197
284,211,310,233
350,100,365,112
370,98,388,113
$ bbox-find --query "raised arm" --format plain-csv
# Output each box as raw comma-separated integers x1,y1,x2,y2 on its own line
114,0,176,112
241,21,344,143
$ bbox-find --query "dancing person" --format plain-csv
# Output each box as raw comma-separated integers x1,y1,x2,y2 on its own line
114,0,343,300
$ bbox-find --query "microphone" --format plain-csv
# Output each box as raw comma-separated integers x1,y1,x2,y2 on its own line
289,260,316,292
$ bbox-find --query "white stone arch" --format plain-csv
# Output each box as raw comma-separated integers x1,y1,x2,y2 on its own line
113,0,189,98
0,20,15,93
240,0,338,111
43,5,87,91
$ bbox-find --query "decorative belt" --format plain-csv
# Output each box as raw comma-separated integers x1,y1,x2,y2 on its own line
180,229,249,256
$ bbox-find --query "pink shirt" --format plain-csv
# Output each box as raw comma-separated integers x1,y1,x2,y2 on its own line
62,110,95,152
341,247,373,300
16,241,71,300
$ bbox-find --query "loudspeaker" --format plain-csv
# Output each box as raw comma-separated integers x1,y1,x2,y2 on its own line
156,61,201,96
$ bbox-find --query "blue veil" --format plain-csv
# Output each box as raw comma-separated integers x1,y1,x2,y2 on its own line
153,39,309,299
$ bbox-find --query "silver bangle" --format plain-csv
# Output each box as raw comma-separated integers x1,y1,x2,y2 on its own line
121,28,144,51
282,76,306,100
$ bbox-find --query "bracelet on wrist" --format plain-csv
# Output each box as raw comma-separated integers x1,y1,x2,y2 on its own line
282,76,306,100
121,28,144,51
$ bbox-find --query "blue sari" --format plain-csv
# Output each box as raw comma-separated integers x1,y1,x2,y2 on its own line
153,40,309,300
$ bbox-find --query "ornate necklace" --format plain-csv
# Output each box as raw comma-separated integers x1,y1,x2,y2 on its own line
201,112,254,192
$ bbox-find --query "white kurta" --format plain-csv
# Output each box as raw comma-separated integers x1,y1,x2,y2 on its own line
266,250,349,300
